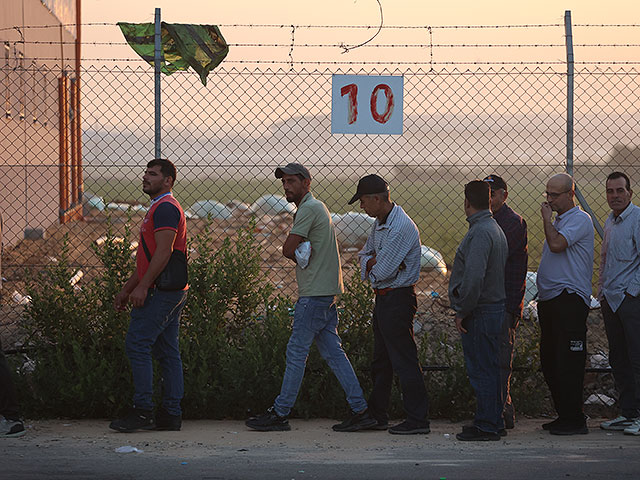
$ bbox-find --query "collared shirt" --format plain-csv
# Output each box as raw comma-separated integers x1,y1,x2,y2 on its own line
599,202,640,312
290,192,344,297
448,210,508,318
493,203,528,317
359,204,421,289
537,206,594,306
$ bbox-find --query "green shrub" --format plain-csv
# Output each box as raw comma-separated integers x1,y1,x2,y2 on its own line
18,219,135,417
15,214,551,421
510,320,551,416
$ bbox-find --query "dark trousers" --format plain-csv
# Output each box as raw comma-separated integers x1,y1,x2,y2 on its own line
368,287,429,426
602,296,640,419
538,290,588,424
0,338,21,420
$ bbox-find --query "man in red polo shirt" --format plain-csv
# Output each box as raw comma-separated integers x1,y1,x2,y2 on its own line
110,158,188,433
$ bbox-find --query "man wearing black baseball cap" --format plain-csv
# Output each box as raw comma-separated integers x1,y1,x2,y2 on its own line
351,174,431,435
348,174,389,205
246,163,375,433
482,174,528,432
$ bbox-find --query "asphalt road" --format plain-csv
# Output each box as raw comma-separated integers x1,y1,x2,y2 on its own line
3,418,640,479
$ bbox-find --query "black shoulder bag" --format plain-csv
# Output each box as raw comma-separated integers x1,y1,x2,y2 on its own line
140,236,188,291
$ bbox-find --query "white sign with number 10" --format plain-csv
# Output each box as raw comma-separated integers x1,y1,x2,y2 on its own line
331,75,403,135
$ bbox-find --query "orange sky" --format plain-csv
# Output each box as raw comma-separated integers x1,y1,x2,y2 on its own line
82,1,640,65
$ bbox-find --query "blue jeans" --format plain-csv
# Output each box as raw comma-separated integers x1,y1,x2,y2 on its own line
273,296,368,417
125,288,188,416
460,301,507,433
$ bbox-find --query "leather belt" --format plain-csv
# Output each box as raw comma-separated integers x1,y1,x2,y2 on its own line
373,286,415,296
373,287,394,296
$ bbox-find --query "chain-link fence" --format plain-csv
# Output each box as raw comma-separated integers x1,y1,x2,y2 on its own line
2,23,640,400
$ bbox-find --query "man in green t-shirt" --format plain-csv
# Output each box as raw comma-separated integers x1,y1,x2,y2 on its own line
246,163,375,432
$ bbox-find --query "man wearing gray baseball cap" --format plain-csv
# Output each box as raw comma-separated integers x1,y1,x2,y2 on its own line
246,163,375,433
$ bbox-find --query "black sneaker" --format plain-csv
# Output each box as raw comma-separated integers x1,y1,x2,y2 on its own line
1,418,26,438
109,408,155,433
371,419,390,431
549,422,588,436
388,420,430,435
456,426,500,441
332,409,378,432
155,407,182,431
541,418,563,431
245,407,291,432
463,424,506,437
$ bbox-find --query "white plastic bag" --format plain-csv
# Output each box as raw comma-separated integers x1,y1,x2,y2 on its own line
295,241,312,269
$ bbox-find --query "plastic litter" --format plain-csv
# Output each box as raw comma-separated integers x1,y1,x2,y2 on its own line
295,241,311,269
106,202,148,213
20,356,35,374
590,353,610,369
11,290,32,306
82,192,106,215
115,446,144,453
523,300,538,321
69,270,84,286
331,212,374,249
226,200,251,214
524,271,538,304
420,246,447,275
584,393,615,407
185,200,233,220
250,195,295,216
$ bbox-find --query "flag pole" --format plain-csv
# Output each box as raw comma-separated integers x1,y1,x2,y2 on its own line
154,7,161,158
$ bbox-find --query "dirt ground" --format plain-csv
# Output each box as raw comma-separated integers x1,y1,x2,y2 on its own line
2,418,640,480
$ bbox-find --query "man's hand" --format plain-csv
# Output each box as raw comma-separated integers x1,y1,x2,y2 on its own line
455,315,467,334
366,254,377,275
541,202,553,223
114,290,130,311
129,285,149,308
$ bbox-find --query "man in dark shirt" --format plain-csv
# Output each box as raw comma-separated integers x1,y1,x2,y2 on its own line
449,180,508,441
483,174,528,430
110,158,188,433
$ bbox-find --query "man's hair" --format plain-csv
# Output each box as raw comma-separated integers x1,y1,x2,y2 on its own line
607,171,631,191
465,180,490,210
147,158,177,183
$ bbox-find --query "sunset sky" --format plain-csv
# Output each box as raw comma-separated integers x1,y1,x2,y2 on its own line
81,1,640,65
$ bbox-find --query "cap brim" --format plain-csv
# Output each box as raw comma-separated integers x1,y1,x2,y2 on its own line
347,193,361,205
275,167,287,179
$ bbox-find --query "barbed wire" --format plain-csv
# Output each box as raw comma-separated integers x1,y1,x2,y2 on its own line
14,57,639,66
6,55,640,67
12,40,640,48
339,0,383,53
4,22,640,35
0,22,569,33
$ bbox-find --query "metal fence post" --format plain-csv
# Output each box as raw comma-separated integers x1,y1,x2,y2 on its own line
154,7,161,159
564,9,604,238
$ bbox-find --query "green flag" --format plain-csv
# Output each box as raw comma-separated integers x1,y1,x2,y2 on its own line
118,22,229,86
